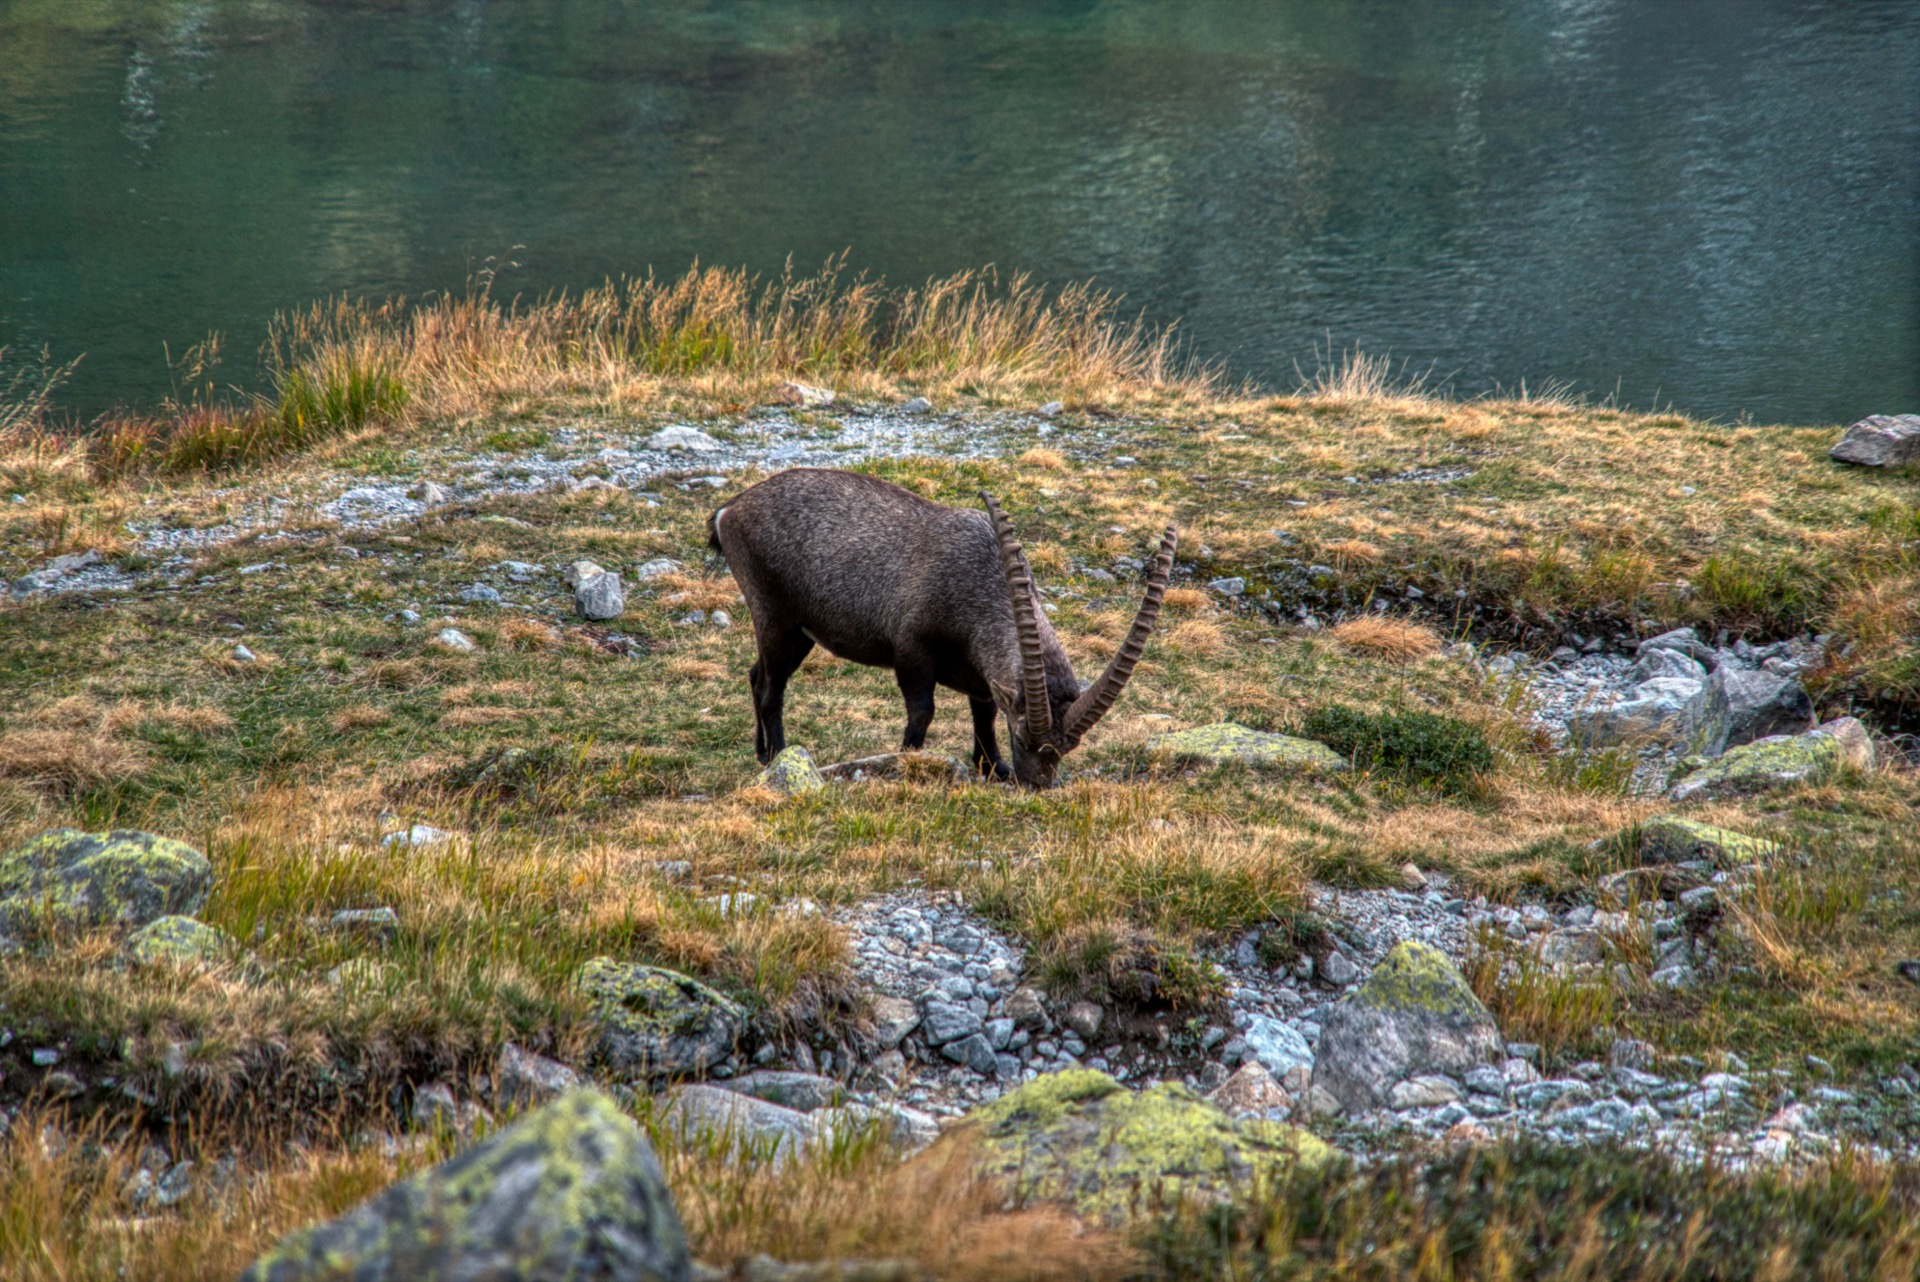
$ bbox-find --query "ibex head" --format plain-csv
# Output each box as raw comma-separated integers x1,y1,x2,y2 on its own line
980,492,1178,788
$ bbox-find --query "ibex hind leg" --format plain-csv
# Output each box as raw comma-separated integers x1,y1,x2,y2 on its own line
969,697,1012,781
749,630,813,764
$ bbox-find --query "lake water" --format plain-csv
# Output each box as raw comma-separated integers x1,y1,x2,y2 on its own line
3,0,1916,424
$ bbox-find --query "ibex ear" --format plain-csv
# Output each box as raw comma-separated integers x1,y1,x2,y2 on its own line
987,677,1018,721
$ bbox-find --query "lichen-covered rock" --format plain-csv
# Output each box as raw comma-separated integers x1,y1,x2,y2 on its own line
0,829,211,935
1311,941,1501,1115
957,1069,1333,1223
1668,718,1874,803
1147,723,1348,773
126,915,232,966
755,745,826,795
242,1089,688,1282
1687,666,1814,757
577,959,745,1080
1640,815,1777,866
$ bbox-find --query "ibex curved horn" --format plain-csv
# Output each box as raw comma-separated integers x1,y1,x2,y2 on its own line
981,492,1053,742
1064,524,1178,743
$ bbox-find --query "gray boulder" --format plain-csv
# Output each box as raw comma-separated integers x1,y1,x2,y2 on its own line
1831,414,1920,467
576,571,626,621
495,1043,584,1112
242,1090,688,1282
1242,1015,1314,1078
720,1071,846,1112
0,829,211,935
1628,647,1707,684
1311,941,1502,1115
1637,627,1719,669
576,959,744,1080
1566,676,1704,747
1688,665,1814,757
658,1084,818,1168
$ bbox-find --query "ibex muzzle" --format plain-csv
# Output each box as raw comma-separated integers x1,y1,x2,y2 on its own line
707,468,1177,787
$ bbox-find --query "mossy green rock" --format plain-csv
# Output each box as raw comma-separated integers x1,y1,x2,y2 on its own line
756,745,825,795
0,829,211,935
1311,941,1500,1115
1147,723,1348,773
1640,815,1776,866
126,914,232,966
577,958,745,1080
242,1089,689,1282
1668,718,1874,804
960,1069,1333,1223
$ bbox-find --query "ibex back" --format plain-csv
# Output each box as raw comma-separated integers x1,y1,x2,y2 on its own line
707,468,1176,787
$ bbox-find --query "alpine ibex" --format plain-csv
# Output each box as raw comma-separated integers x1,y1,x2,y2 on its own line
707,468,1177,787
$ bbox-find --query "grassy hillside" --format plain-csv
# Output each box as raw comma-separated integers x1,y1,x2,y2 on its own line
0,269,1916,1277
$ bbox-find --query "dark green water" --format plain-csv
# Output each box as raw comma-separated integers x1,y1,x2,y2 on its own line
3,0,1916,424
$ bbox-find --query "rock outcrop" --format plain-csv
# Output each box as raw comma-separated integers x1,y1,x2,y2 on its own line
125,914,232,966
1639,815,1776,867
242,1090,689,1282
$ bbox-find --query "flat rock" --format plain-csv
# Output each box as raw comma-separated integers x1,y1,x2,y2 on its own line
1640,815,1776,866
816,751,970,783
756,746,825,795
868,995,921,1049
1148,723,1348,773
241,1090,688,1282
1311,941,1502,1115
634,557,684,582
576,959,745,1080
0,829,211,935
1830,414,1920,467
659,1084,818,1167
1565,676,1704,746
1669,718,1873,803
125,914,232,966
647,426,726,452
1389,1075,1464,1109
956,1069,1334,1224
720,1071,846,1113
772,381,835,408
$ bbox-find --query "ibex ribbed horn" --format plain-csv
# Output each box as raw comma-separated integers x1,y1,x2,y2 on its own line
981,491,1054,744
1064,524,1178,742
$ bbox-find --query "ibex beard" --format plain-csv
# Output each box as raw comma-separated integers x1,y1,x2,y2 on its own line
707,468,1177,788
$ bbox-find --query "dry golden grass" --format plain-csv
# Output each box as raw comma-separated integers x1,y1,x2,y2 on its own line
0,729,148,793
497,617,564,652
1330,615,1442,661
655,574,745,612
669,658,732,682
329,704,390,733
1163,619,1226,657
1016,447,1069,471
1161,586,1210,614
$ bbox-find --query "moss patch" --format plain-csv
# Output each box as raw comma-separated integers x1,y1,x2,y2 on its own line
1147,724,1348,773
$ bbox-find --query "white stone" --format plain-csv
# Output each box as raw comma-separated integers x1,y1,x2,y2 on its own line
434,629,476,653
646,426,726,452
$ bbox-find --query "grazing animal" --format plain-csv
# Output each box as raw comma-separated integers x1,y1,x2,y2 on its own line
707,468,1177,788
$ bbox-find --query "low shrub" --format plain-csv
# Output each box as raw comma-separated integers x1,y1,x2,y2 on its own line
1295,704,1491,791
